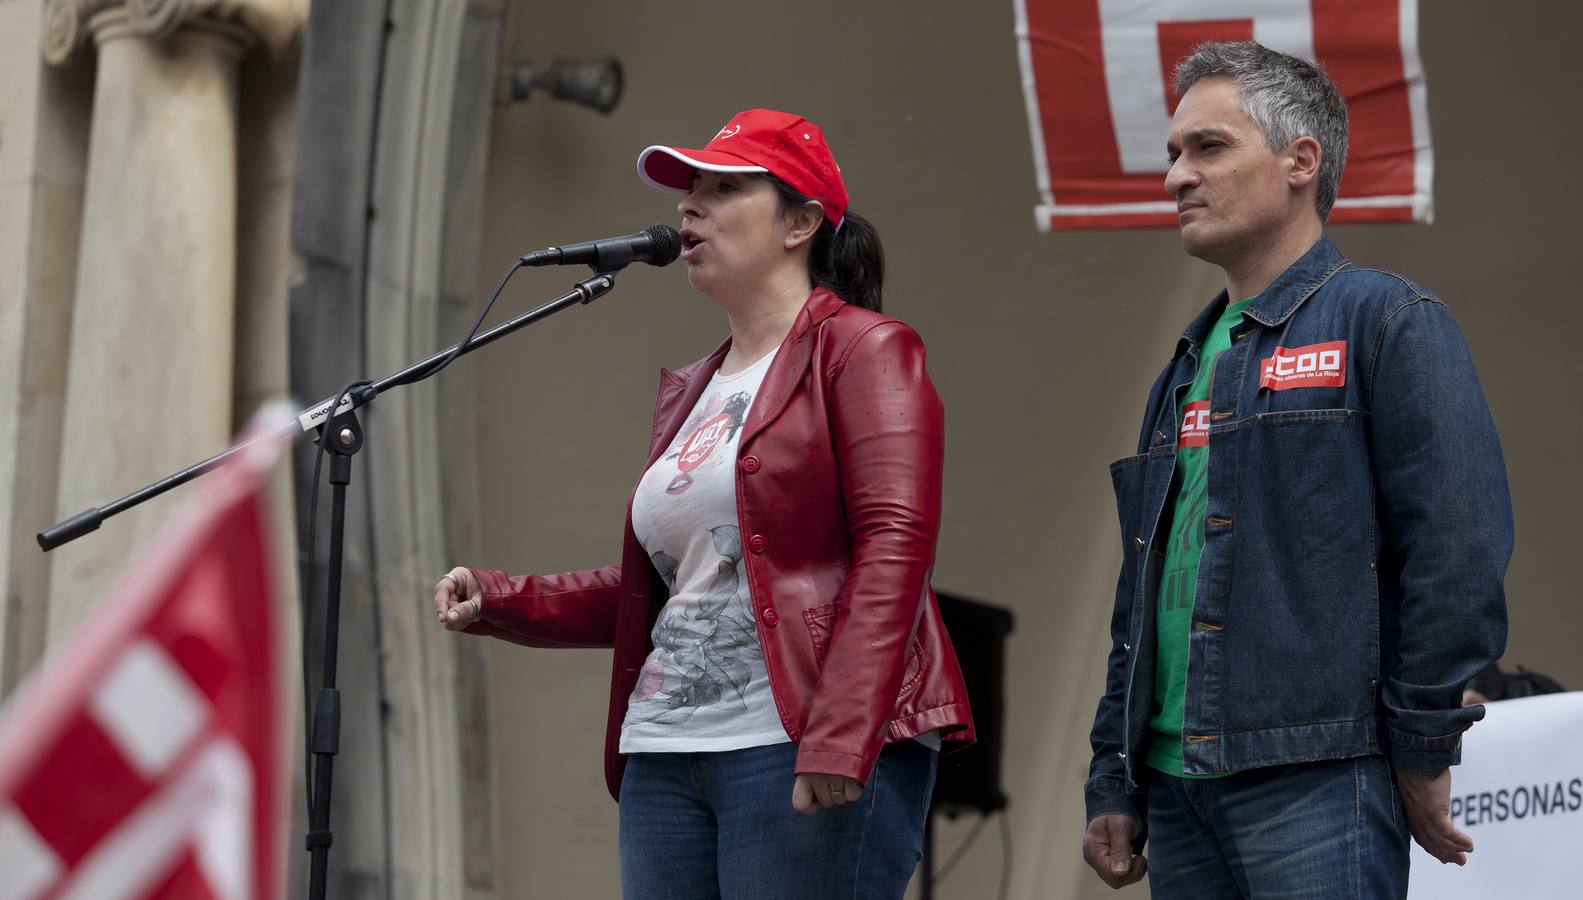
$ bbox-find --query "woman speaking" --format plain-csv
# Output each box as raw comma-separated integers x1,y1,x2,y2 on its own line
433,108,973,898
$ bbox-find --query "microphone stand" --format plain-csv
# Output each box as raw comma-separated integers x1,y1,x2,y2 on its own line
38,267,623,900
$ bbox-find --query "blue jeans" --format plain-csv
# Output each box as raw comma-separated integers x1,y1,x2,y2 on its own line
618,741,937,899
1146,755,1409,899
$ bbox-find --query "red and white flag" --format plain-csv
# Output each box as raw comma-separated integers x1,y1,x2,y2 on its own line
1015,0,1433,230
0,418,287,900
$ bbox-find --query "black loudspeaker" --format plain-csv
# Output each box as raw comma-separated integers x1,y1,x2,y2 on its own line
931,591,1014,816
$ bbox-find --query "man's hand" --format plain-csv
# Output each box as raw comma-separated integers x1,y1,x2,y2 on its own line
1082,813,1147,889
1396,768,1474,865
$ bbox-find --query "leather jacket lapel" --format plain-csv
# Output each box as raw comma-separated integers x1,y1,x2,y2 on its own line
743,288,844,446
648,338,730,467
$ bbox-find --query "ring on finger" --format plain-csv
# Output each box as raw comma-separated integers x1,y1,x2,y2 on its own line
469,597,482,617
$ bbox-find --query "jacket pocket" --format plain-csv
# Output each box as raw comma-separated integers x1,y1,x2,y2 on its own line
804,603,837,663
1110,454,1150,603
805,604,925,700
1220,409,1377,726
1110,453,1150,546
895,637,925,700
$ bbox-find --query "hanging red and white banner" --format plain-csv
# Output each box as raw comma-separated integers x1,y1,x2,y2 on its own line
1015,0,1433,230
0,415,287,900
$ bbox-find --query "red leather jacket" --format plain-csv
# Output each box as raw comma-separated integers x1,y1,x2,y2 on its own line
464,288,974,799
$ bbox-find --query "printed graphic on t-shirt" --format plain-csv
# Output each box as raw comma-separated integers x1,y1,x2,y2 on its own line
628,524,759,724
666,391,751,495
1260,341,1347,391
622,350,789,751
1160,464,1207,612
1179,400,1211,448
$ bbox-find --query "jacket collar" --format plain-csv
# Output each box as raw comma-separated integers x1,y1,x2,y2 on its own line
1176,236,1352,357
650,287,845,459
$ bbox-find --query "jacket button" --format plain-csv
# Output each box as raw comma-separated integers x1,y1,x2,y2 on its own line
1132,537,1145,552
761,607,779,627
741,455,760,473
749,534,767,554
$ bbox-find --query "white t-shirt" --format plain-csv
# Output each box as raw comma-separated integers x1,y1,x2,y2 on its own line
619,349,791,753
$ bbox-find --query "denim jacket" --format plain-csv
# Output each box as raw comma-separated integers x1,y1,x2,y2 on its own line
1085,237,1512,831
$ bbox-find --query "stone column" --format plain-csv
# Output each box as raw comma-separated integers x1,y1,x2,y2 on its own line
42,0,298,643
0,2,94,696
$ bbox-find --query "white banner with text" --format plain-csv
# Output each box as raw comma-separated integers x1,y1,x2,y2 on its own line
1408,691,1583,899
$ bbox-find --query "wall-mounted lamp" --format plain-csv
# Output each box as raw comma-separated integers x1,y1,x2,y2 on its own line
499,58,623,114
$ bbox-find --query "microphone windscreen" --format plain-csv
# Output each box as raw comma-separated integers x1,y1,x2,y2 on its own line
644,224,682,266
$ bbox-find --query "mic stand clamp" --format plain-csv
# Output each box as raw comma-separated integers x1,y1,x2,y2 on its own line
580,269,616,299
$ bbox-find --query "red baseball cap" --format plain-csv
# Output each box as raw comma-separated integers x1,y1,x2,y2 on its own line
637,108,849,229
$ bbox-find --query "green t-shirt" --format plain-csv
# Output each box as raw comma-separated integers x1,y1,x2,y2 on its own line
1145,296,1254,778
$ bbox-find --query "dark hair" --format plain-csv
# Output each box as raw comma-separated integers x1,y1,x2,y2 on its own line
768,177,884,312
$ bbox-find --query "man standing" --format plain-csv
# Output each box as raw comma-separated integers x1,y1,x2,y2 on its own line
1081,42,1511,897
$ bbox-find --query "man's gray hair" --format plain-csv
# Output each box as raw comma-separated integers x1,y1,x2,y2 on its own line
1175,41,1348,221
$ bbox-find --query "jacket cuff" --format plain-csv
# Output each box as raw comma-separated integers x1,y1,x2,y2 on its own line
1084,774,1141,825
795,747,870,785
470,567,512,618
1387,723,1464,777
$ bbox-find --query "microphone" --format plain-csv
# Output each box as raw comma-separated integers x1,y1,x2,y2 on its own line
519,224,681,270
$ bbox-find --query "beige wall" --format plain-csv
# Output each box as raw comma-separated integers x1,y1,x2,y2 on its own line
471,2,1582,897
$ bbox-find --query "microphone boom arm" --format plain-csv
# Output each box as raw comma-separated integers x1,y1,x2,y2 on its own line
37,270,620,551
